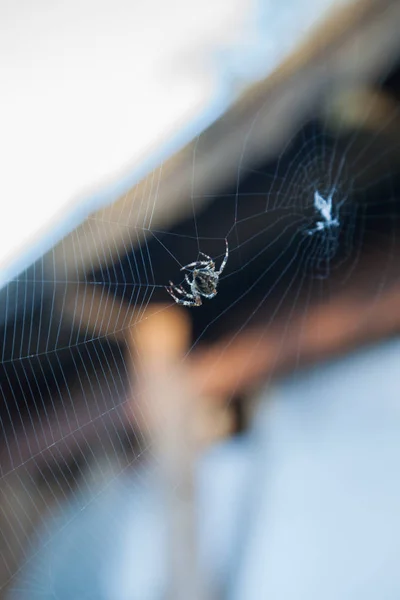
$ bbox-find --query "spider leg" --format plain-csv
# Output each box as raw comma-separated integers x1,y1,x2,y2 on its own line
199,251,213,263
166,286,197,306
172,286,194,298
167,281,194,299
180,299,201,307
166,287,183,303
216,238,229,274
194,294,202,306
180,260,212,271
169,281,185,294
172,297,201,307
201,290,217,299
166,286,201,307
184,274,193,287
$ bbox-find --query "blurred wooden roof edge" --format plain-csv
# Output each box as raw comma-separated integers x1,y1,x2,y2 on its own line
49,0,400,278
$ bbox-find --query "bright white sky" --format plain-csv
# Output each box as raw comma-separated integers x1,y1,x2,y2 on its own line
0,0,349,289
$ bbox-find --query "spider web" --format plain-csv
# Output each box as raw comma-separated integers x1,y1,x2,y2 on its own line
2,42,400,600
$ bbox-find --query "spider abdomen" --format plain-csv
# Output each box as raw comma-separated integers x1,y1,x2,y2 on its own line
194,273,217,296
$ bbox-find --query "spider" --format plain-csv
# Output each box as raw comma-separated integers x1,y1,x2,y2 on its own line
166,239,229,307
